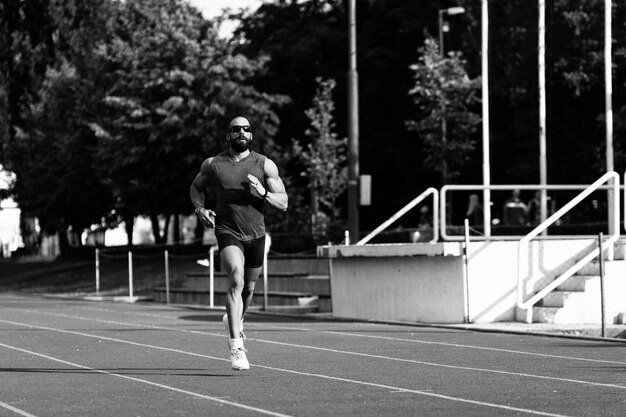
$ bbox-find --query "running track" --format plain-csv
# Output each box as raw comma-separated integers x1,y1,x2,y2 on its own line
1,294,626,416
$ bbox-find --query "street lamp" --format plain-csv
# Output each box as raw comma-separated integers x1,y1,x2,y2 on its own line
438,7,465,55
437,6,465,185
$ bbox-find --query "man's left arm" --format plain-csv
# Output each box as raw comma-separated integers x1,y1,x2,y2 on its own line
263,158,288,211
248,159,288,211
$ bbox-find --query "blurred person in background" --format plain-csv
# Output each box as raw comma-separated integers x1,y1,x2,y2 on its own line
465,193,484,227
503,189,528,226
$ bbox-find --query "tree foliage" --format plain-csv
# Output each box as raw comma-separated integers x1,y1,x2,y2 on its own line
2,0,626,250
236,0,626,230
14,62,112,234
90,0,283,243
1,0,287,252
3,0,117,251
407,38,481,184
292,77,347,242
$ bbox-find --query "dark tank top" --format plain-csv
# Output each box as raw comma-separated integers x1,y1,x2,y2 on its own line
209,150,266,241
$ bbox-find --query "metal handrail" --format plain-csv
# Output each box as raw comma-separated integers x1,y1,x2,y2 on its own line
516,171,620,322
440,183,622,241
356,187,439,245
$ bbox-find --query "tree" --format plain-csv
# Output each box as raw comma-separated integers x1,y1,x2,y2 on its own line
458,0,626,185
12,61,114,251
6,0,626,251
234,0,456,231
407,38,481,184
292,77,347,243
2,0,288,253
548,0,626,180
0,0,57,163
91,0,288,244
3,0,117,254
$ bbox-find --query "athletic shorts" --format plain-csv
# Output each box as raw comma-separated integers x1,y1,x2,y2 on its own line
216,234,266,268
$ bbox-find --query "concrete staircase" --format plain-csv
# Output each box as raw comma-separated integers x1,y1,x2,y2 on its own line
524,260,604,324
517,239,626,324
153,256,331,312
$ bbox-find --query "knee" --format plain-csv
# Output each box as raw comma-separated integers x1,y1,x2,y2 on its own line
228,270,245,293
242,280,256,297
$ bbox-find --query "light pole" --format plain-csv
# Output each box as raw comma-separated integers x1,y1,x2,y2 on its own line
538,0,547,230
437,6,465,185
347,0,359,243
438,7,466,55
604,0,614,239
481,0,491,237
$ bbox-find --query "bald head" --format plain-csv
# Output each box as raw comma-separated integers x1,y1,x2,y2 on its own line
226,116,253,153
229,116,250,127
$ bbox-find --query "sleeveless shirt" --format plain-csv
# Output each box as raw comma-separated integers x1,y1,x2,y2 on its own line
208,150,266,241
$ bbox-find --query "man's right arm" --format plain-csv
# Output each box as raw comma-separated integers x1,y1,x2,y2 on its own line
190,158,216,228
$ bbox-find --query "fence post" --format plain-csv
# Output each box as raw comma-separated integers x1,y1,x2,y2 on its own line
209,246,216,308
263,246,269,311
128,251,134,302
599,233,606,337
95,248,100,297
463,218,471,323
263,233,272,311
164,250,170,305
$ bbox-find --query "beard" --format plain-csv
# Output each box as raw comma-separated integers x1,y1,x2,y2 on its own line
230,137,251,153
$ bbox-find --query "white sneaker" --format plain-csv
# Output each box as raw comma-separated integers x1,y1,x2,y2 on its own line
222,313,245,339
230,346,250,370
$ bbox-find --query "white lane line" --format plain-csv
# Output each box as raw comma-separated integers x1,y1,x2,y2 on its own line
320,330,626,365
23,305,626,366
65,303,626,366
0,341,291,417
230,322,626,366
0,401,38,417
5,310,626,391
0,319,570,417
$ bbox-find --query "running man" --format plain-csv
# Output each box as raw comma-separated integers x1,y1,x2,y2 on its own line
190,116,288,370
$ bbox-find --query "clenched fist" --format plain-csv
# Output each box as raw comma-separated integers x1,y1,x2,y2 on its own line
247,174,267,198
195,207,216,229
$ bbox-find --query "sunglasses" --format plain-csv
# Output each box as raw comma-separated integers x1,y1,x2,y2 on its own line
229,125,252,133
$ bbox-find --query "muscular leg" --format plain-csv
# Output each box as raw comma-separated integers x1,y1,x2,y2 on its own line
221,245,245,339
241,266,262,318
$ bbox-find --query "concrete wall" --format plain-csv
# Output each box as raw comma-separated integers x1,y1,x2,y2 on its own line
320,240,626,324
267,256,330,275
466,239,597,322
592,260,626,323
331,256,465,323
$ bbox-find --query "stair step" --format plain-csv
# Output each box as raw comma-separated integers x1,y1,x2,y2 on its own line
152,287,327,311
186,271,320,278
530,307,560,323
264,305,320,314
556,275,597,291
538,290,601,307
577,261,600,275
156,254,332,312
181,275,331,296
537,291,573,307
525,275,604,323
532,305,603,324
266,256,330,275
520,247,626,324
615,239,626,260
154,287,315,298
